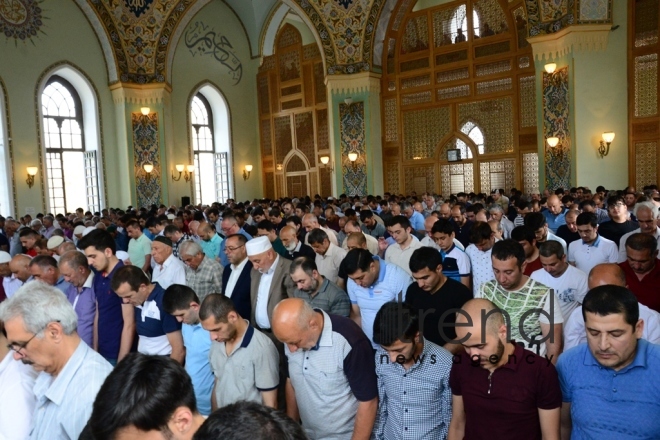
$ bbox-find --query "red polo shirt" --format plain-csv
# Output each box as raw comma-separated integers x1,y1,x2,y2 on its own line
449,342,562,440
524,257,543,276
620,261,660,313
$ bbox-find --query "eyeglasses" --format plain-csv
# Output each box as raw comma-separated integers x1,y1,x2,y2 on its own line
7,320,59,354
224,244,244,253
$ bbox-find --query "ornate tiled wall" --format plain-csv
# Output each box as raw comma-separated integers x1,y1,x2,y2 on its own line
402,107,451,160
339,101,367,196
635,142,658,189
522,152,540,194
458,97,514,154
132,112,162,207
543,67,571,189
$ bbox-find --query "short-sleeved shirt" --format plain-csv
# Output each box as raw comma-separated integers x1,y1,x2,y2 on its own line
151,253,187,290
384,236,423,276
542,209,566,233
449,342,562,440
465,244,493,298
480,278,564,356
315,242,347,284
286,310,378,440
200,233,222,260
127,233,151,268
182,323,214,415
405,277,473,346
530,265,588,322
93,261,125,360
135,283,182,355
618,226,660,263
568,235,619,276
620,261,660,312
440,245,471,282
523,256,543,276
557,339,660,439
409,211,425,231
556,225,580,247
292,277,351,317
362,222,386,239
209,323,279,407
347,257,412,345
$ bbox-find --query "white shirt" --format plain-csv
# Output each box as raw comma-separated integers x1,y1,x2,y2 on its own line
546,231,568,254
564,303,660,350
530,265,588,324
3,274,23,298
618,226,660,263
151,253,186,289
384,236,423,275
225,258,248,298
419,236,465,251
342,233,379,255
315,243,347,284
255,256,280,329
466,244,494,297
568,235,618,276
0,350,37,440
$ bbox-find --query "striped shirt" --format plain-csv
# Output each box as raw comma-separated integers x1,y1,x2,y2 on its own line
440,245,471,282
30,341,112,439
374,339,453,439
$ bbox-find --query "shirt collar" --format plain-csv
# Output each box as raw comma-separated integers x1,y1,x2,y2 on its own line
313,309,332,349
267,255,280,275
582,235,601,247
83,271,94,289
375,256,387,284
160,253,176,269
583,338,648,372
231,257,248,272
240,323,255,348
42,341,89,406
293,240,302,252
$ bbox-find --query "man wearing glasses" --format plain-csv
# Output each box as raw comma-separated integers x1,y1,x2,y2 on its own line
599,195,639,248
218,214,253,266
0,281,112,439
221,234,253,320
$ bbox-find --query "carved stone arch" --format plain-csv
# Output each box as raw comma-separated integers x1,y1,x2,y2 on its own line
436,132,478,162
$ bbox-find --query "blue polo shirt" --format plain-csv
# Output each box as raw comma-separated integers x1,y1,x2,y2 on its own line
409,211,425,231
182,323,214,415
135,283,182,355
557,339,660,439
93,261,125,361
542,209,567,233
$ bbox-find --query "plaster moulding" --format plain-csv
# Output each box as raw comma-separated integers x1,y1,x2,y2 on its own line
110,82,173,105
327,72,382,95
528,24,612,61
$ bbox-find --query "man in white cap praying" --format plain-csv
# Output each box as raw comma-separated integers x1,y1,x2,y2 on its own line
247,236,296,332
46,236,65,261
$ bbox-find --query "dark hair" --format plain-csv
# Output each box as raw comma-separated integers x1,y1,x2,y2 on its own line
19,228,39,238
226,233,248,246
199,293,237,322
29,255,58,269
373,302,419,347
491,239,525,267
163,284,200,315
110,265,150,292
452,203,466,215
409,246,442,274
510,225,536,244
77,229,116,255
257,219,276,232
344,248,374,275
576,212,598,228
625,232,658,253
269,207,281,218
193,401,308,440
523,212,547,231
289,256,318,277
579,200,596,210
582,285,639,329
469,221,493,244
386,215,411,230
286,215,302,228
359,210,374,222
430,218,453,235
163,224,181,235
307,228,329,245
607,195,625,207
539,240,565,259
89,353,197,440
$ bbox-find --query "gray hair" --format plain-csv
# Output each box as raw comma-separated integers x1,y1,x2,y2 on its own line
634,201,659,219
0,281,77,335
180,240,203,257
488,204,504,213
400,201,412,210
30,219,43,228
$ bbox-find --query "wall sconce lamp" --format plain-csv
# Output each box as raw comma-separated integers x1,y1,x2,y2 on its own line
243,164,253,180
276,164,283,171
26,166,38,188
599,132,615,158
546,137,560,148
347,152,359,170
143,162,154,183
544,63,557,74
140,107,150,116
319,155,334,172
172,164,194,182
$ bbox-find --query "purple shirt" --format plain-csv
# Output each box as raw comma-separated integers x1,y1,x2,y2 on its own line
66,272,96,348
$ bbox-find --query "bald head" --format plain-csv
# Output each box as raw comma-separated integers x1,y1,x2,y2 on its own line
346,232,367,250
424,215,438,232
456,298,506,338
280,225,297,240
9,255,32,282
272,298,322,352
302,214,319,232
588,263,627,289
547,195,562,215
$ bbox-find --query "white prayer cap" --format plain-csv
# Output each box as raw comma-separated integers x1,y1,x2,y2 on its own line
116,251,130,262
82,226,96,237
167,214,176,220
73,225,86,236
47,236,64,250
245,236,272,256
0,251,11,264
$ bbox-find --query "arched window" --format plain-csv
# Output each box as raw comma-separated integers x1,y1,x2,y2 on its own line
41,75,100,214
0,81,11,215
191,87,232,205
450,4,479,41
456,121,485,158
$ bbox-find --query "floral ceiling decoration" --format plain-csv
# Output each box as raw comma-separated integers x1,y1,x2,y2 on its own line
0,0,45,44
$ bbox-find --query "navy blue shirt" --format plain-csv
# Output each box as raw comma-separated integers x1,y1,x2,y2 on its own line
136,283,182,338
93,260,125,360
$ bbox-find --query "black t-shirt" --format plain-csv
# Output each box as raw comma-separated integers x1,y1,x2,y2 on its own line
555,225,580,246
405,277,473,346
598,220,638,249
0,233,8,250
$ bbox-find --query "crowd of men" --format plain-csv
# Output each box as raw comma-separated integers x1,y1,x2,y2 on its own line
0,184,660,439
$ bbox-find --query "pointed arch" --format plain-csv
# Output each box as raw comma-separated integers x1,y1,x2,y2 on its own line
284,150,310,173
0,77,14,215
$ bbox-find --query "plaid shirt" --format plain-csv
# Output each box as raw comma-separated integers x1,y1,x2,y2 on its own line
184,256,223,302
173,234,192,259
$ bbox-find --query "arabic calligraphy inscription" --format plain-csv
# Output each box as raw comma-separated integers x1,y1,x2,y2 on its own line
184,21,243,85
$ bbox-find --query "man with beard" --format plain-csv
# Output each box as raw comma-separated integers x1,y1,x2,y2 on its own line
279,225,315,261
0,282,112,439
289,256,350,317
447,298,562,440
200,294,279,410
